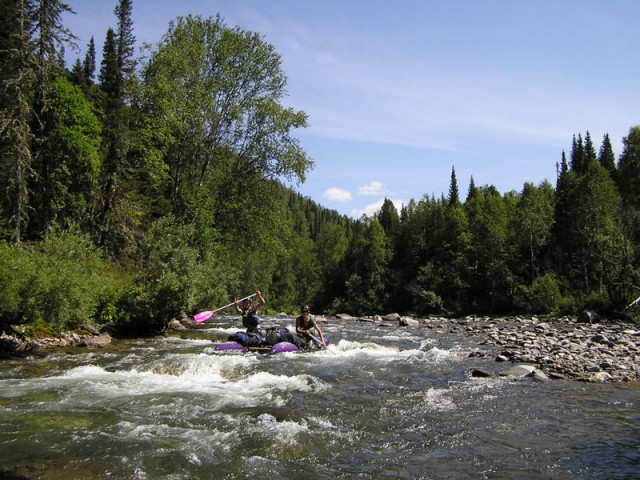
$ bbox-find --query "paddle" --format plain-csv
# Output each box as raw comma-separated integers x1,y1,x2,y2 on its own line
308,333,326,349
193,293,257,323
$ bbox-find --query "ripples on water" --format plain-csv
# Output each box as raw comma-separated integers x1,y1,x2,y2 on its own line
0,318,638,479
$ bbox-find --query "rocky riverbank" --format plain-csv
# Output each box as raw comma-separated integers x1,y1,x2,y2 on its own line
424,315,639,382
331,313,640,382
0,324,112,357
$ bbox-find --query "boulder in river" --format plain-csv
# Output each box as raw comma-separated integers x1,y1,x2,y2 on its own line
81,333,112,348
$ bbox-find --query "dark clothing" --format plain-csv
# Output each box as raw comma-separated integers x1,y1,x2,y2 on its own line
295,314,319,336
242,306,261,332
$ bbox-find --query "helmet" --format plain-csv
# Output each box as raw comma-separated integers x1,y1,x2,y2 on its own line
301,305,310,312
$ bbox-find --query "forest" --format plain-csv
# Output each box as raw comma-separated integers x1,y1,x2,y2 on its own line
1,0,640,337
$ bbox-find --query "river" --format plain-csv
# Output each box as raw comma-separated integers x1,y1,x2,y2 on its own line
1,316,639,479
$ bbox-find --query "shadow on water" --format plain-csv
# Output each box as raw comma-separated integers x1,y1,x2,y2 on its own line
0,469,30,480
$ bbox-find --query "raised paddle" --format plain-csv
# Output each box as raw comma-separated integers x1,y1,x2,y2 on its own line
193,293,257,323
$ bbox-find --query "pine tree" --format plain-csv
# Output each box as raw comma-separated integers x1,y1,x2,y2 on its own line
95,27,123,247
378,198,399,239
0,0,36,243
114,0,135,97
466,175,477,201
570,133,586,174
617,126,640,211
448,166,459,206
584,131,597,168
598,133,617,181
30,0,77,236
82,36,96,84
99,28,118,96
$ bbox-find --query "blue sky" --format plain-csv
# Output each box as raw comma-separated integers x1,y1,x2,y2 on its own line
63,0,640,218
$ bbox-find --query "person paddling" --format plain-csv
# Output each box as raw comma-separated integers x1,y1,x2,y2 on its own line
234,291,266,333
295,305,326,348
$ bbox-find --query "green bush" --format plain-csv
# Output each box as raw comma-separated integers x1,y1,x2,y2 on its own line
582,291,609,312
557,295,577,315
514,274,562,315
0,230,129,334
414,289,444,315
112,216,230,335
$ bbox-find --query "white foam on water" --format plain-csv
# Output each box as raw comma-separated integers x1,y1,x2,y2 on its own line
33,353,327,414
213,371,328,409
162,337,216,347
418,387,456,412
205,326,246,336
380,331,425,343
327,339,465,370
255,413,310,446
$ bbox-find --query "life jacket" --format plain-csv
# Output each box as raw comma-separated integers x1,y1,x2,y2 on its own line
296,315,319,336
242,306,261,331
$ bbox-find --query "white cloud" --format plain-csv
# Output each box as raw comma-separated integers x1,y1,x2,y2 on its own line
351,198,407,218
323,187,352,202
358,181,385,196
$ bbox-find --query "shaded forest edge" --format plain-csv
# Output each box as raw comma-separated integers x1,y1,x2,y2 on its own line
1,1,640,341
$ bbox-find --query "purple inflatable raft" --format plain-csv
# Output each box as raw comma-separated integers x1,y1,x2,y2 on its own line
214,336,329,354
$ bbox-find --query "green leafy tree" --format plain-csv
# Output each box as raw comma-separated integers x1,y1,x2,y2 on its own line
315,221,348,310
118,215,229,334
39,76,101,229
343,218,391,314
512,181,555,284
557,152,624,304
377,198,399,241
465,185,512,312
141,14,311,248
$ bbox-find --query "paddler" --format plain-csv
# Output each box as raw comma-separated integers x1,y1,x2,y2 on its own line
234,291,266,333
295,305,326,348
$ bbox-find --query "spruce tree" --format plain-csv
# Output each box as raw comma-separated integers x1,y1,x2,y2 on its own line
99,28,118,96
466,175,477,201
30,0,77,236
82,36,96,84
378,198,399,239
0,0,36,243
584,131,597,168
617,126,640,211
570,133,586,174
114,0,135,97
448,166,460,206
598,133,617,181
95,27,122,247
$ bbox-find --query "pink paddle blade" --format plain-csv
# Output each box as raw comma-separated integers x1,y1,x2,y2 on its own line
193,310,215,323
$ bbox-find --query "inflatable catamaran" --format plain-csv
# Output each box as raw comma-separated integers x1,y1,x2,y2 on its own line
214,326,329,354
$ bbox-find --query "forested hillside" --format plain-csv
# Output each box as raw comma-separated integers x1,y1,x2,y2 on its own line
1,0,639,337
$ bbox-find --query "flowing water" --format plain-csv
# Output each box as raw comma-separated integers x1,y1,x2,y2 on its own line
0,317,639,479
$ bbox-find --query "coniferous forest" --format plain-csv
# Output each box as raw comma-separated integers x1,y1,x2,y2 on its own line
1,0,640,337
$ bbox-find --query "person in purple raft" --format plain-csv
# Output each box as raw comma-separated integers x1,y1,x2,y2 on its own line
234,291,266,333
295,305,326,348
